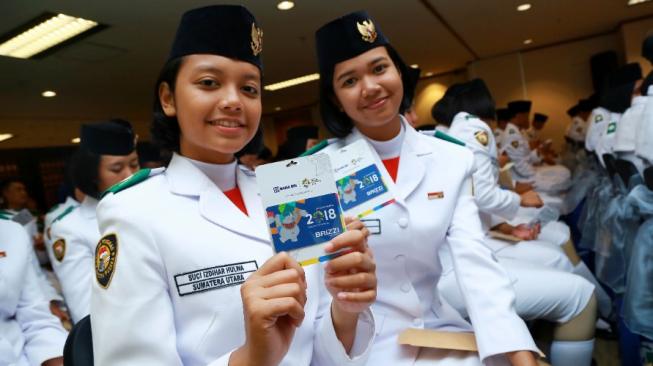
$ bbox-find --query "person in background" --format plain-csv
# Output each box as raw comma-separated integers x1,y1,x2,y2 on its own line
1,218,67,366
49,119,139,323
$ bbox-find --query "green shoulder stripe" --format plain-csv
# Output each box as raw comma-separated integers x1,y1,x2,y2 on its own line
52,205,76,224
101,168,164,198
300,139,330,157
434,131,466,147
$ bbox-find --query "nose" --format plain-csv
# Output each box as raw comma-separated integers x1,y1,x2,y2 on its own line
361,75,381,99
218,84,243,113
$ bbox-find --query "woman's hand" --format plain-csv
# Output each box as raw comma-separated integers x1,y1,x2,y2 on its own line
511,224,539,241
506,350,538,366
323,217,377,352
519,190,543,208
42,357,63,366
230,253,307,366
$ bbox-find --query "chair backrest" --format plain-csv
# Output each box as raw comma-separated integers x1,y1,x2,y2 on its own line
645,166,653,191
603,154,617,178
614,159,641,186
63,315,94,366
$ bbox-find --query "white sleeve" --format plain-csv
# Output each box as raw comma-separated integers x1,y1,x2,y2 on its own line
446,156,537,361
470,149,521,220
311,264,375,366
49,223,92,323
92,198,187,365
16,231,67,365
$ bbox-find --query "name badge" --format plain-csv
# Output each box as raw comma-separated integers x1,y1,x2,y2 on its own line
325,139,396,218
256,154,346,266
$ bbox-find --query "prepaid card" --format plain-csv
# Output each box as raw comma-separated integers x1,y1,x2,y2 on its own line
256,154,346,266
325,139,396,218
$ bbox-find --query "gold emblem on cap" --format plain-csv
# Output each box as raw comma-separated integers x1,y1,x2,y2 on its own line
251,23,263,56
356,19,377,43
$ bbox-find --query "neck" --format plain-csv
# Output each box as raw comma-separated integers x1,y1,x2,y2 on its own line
180,140,235,165
356,114,402,141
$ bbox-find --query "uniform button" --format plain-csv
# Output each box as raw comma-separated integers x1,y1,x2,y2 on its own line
400,282,411,293
413,318,423,327
397,217,408,228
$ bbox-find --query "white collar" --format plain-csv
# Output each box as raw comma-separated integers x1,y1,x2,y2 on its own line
365,119,406,159
184,156,238,191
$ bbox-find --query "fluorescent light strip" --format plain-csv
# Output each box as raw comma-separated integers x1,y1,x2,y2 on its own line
628,0,651,5
264,73,320,91
0,134,14,142
0,13,98,59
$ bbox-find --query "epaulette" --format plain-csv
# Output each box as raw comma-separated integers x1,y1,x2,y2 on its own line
433,131,466,147
101,167,165,198
52,205,76,224
300,138,338,157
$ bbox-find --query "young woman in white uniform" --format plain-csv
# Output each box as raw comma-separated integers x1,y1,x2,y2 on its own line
0,219,67,366
437,79,598,366
91,6,377,366
312,11,539,365
49,120,139,323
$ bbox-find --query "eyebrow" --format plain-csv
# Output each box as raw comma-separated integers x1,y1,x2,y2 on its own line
335,56,389,82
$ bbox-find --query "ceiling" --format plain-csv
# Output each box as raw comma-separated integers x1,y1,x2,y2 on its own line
1,0,652,125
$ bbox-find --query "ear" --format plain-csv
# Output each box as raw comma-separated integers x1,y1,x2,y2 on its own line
159,82,177,117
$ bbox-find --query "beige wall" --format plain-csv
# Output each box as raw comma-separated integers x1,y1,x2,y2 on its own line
468,34,620,150
621,17,653,76
412,71,468,128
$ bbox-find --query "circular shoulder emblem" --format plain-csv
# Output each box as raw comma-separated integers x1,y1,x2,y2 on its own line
95,234,118,289
53,239,66,262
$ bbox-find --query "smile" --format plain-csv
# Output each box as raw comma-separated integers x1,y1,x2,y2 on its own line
208,119,244,128
363,96,388,110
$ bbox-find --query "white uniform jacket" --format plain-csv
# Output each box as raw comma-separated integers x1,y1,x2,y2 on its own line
44,196,79,249
91,154,374,366
322,122,537,364
0,220,67,366
448,113,521,229
594,112,622,167
49,196,100,323
500,123,539,182
614,96,648,174
585,107,611,153
636,85,653,167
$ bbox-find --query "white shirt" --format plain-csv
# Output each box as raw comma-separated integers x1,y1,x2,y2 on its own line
49,196,100,323
0,220,67,366
636,85,653,166
585,107,611,153
322,119,537,364
91,155,375,366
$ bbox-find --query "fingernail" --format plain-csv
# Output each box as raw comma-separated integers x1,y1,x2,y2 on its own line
337,292,347,300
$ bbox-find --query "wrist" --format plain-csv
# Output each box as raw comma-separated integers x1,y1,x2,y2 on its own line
331,301,359,353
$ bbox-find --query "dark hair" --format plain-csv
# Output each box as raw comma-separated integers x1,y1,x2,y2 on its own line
641,71,653,96
450,79,496,120
430,83,465,126
151,57,184,153
319,45,412,137
599,82,634,113
70,148,101,199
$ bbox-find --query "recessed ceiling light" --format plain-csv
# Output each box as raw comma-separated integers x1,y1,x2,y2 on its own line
0,133,14,142
425,72,434,77
410,64,419,68
523,39,533,44
628,0,651,4
517,3,532,11
0,13,101,59
275,106,282,111
264,73,320,91
277,1,295,10
41,90,56,97
71,137,80,143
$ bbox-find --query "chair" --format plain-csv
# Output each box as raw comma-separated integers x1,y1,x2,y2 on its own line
63,315,94,366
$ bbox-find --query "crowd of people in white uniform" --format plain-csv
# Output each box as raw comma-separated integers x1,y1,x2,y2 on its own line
1,4,653,366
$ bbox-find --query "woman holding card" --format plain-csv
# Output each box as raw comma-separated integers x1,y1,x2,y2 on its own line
91,5,376,366
312,11,539,365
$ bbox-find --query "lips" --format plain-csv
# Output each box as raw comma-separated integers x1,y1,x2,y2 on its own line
363,96,389,110
207,119,244,128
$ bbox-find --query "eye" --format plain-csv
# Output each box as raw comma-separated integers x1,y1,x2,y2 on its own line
342,77,357,88
198,79,219,88
372,64,388,74
242,85,259,96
